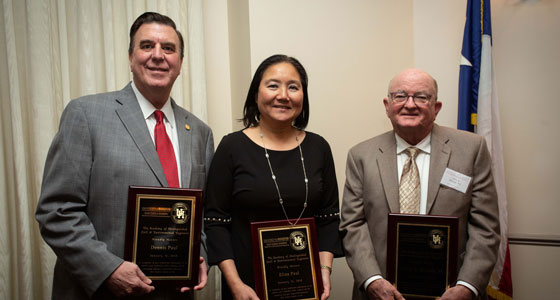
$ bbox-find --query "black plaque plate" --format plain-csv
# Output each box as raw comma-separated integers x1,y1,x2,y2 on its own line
251,218,323,300
124,186,203,287
387,214,458,300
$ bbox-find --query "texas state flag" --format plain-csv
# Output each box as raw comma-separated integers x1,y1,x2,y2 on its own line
458,1,513,299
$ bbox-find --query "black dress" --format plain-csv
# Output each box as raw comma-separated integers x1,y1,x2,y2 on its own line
204,131,343,299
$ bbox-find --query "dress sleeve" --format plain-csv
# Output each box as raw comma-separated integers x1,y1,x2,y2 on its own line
314,136,344,257
204,134,236,266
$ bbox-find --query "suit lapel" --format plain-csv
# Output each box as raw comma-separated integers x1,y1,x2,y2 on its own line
114,84,167,187
427,124,451,213
377,132,400,213
172,100,192,188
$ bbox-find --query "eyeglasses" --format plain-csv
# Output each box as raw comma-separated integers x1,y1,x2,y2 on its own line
389,92,433,104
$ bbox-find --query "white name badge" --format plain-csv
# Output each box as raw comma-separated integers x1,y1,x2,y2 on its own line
440,168,472,194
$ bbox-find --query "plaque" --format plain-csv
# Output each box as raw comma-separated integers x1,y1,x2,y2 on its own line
124,186,203,287
251,218,323,300
386,214,459,300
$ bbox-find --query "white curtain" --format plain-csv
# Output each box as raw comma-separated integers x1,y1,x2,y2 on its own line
0,0,216,299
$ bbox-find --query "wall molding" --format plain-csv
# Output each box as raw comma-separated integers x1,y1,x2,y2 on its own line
509,234,560,247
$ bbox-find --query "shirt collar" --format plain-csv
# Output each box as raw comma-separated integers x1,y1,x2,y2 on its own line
395,131,432,155
131,81,175,128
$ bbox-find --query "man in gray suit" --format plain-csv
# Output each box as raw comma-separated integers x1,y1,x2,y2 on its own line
340,68,500,300
36,12,213,299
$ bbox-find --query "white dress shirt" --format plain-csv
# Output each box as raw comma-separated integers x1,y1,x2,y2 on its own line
396,133,431,214
131,82,182,187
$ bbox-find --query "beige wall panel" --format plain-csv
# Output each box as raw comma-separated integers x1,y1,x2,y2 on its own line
510,244,560,299
205,0,235,141
492,0,560,237
413,1,466,126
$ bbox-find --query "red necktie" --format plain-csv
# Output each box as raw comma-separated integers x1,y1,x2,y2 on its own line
154,110,179,188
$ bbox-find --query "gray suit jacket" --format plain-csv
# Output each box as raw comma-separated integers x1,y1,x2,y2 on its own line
340,124,500,300
36,83,214,299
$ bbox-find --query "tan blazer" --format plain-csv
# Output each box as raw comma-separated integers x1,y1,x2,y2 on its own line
340,124,500,300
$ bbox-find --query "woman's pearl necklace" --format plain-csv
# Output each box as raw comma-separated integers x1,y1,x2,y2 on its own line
259,130,308,225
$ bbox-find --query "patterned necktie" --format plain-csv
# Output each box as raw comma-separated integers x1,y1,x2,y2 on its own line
399,147,420,214
154,110,179,188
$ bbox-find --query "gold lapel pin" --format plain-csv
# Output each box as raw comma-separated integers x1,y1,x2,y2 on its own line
185,124,191,131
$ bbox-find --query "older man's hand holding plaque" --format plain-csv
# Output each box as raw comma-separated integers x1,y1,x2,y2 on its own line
386,214,459,300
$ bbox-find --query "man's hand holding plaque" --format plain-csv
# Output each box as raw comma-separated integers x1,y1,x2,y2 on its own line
124,186,204,288
179,257,208,292
105,261,155,297
366,278,405,300
438,285,474,300
386,214,459,300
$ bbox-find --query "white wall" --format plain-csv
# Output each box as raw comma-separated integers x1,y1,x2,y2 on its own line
204,0,234,143
204,1,560,299
491,1,560,298
492,0,560,237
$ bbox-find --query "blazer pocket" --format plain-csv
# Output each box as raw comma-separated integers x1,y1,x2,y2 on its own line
438,184,470,195
437,185,471,213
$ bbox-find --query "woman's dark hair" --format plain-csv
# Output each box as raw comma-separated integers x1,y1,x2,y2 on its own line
242,54,310,129
128,12,184,59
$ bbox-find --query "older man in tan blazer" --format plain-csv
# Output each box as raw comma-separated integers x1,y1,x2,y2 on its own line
340,68,500,300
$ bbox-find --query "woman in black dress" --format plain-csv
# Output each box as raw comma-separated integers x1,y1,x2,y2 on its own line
204,54,343,300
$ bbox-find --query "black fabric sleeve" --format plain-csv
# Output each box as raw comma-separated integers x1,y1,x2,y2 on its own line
204,134,235,266
313,135,344,257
